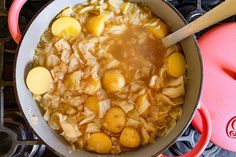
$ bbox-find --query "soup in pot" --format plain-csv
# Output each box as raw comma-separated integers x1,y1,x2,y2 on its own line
26,0,186,154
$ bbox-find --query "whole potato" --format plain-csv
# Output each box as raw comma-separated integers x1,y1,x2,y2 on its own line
87,132,112,153
119,127,141,148
102,70,125,93
104,107,126,133
166,52,186,77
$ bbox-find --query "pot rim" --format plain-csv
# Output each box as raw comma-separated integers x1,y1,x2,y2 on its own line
13,0,203,156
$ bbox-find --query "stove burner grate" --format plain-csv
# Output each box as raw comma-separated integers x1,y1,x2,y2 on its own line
0,107,46,157
0,0,46,156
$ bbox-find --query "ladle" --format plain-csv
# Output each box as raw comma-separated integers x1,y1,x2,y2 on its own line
162,0,236,47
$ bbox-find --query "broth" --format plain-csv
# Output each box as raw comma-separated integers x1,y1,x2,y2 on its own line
108,25,166,82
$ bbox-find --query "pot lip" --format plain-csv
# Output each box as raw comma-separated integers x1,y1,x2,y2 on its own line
150,1,203,156
13,1,64,157
13,0,203,157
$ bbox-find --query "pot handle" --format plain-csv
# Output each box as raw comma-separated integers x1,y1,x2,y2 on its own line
8,0,27,44
160,103,212,157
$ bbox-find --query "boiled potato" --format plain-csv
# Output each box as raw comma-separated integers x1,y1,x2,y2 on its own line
26,67,52,94
166,52,186,77
120,127,140,148
104,107,126,133
147,19,168,39
87,15,105,37
85,96,99,114
83,76,101,95
51,17,81,40
87,132,112,153
102,70,125,93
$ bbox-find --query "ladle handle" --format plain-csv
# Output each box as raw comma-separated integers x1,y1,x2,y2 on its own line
162,0,236,47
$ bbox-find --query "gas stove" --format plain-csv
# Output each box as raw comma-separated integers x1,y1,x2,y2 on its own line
0,0,236,157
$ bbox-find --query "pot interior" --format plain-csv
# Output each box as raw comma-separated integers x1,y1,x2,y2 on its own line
15,0,202,156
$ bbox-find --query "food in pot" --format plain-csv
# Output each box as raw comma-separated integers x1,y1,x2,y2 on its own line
87,132,112,153
104,107,126,133
102,70,126,92
120,126,141,148
166,52,186,77
26,67,52,94
27,0,186,154
86,15,105,37
51,16,82,40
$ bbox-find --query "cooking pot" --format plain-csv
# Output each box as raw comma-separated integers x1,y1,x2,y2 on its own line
8,0,212,156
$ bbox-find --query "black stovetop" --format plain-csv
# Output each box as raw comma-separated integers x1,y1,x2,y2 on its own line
0,0,236,157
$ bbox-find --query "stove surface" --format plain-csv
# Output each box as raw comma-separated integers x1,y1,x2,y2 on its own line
0,0,236,157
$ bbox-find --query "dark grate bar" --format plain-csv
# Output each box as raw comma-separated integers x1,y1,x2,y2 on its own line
0,87,3,125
